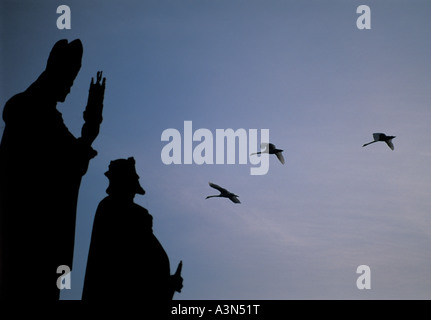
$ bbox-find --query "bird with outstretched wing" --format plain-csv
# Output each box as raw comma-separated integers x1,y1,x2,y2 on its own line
251,142,285,164
206,182,240,203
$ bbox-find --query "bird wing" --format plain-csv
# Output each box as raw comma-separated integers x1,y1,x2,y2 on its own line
385,139,394,150
268,143,277,152
260,143,270,152
275,151,285,164
208,182,228,194
229,195,241,203
373,133,385,141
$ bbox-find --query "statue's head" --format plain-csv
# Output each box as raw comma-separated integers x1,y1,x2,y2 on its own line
105,157,146,197
45,39,83,102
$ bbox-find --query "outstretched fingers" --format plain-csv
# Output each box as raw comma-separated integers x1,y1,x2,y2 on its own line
96,71,103,83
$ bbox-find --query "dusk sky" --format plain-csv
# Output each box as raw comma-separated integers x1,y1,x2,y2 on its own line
1,0,431,300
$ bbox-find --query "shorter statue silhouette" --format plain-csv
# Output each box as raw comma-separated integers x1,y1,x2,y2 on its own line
83,157,183,302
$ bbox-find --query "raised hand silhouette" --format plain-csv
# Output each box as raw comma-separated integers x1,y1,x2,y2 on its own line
82,71,106,148
0,39,105,300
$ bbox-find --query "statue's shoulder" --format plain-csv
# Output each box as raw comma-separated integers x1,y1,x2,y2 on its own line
2,90,36,124
3,92,25,117
95,196,114,211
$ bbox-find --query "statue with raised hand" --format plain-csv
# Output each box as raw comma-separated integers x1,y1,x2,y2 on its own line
0,39,106,300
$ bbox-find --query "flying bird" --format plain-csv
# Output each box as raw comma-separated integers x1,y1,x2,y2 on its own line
362,133,396,150
251,143,285,164
205,182,240,204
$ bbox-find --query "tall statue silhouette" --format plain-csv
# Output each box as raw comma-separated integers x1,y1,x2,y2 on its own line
0,39,105,299
83,157,183,302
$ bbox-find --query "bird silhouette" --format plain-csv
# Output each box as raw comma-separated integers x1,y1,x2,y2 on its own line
251,143,285,164
205,182,240,204
362,133,396,150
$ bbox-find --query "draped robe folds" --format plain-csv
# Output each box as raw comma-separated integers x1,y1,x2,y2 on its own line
0,73,97,299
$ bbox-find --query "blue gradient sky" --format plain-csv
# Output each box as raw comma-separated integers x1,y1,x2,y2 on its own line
1,0,431,300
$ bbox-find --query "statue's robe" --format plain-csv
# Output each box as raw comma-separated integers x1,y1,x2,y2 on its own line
0,72,95,299
82,195,173,302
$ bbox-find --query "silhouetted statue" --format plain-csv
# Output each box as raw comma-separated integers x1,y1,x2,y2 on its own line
0,39,105,299
83,157,183,303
